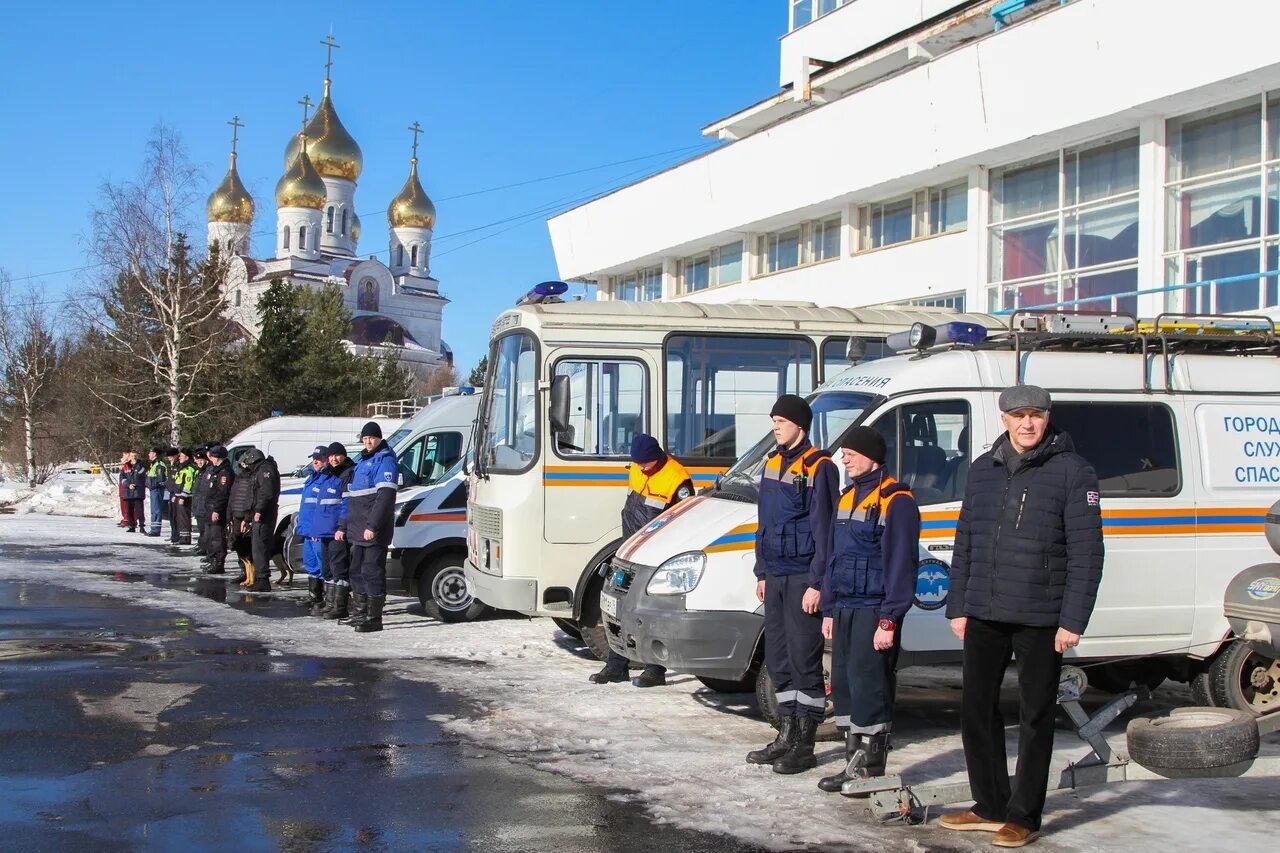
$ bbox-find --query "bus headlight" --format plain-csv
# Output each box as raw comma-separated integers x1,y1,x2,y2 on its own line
646,551,706,596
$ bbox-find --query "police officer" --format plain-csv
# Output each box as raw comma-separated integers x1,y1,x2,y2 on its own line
322,442,357,620
296,446,333,612
203,445,233,574
590,433,694,688
191,447,210,555
817,427,920,794
145,446,169,537
228,453,256,585
163,447,181,542
746,394,839,775
241,448,281,593
345,422,399,633
169,448,198,547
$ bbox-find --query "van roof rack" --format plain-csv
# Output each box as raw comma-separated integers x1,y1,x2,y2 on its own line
989,310,1280,393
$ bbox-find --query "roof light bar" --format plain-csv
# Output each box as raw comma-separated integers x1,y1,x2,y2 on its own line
887,321,988,353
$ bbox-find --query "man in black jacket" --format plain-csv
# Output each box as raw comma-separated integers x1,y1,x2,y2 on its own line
203,445,234,575
321,442,357,620
939,385,1103,848
191,447,210,555
246,450,281,593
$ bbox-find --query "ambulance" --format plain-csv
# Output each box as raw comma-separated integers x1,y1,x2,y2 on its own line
604,312,1280,720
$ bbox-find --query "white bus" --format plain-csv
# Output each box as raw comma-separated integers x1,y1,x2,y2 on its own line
464,297,1001,657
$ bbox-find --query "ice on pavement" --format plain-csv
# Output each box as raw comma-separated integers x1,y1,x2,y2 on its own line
1,471,117,517
0,515,1276,851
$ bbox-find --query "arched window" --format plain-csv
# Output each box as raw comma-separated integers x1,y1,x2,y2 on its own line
234,290,242,307
283,226,291,250
396,245,404,267
341,209,349,235
326,206,335,234
410,244,419,267
299,226,308,250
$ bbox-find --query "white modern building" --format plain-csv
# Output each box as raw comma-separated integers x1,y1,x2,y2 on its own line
549,0,1280,320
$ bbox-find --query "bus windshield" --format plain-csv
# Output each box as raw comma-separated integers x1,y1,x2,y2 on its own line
716,391,880,501
479,332,538,474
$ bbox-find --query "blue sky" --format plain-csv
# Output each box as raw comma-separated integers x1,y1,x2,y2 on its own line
0,1,785,375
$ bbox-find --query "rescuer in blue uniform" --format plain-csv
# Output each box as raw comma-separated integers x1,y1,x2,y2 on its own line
295,446,333,613
321,442,357,620
345,422,399,633
746,394,840,775
817,426,920,794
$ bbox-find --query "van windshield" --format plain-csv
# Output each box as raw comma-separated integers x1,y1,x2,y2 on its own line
715,391,879,501
479,332,539,474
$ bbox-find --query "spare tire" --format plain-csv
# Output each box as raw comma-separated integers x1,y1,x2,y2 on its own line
1126,706,1259,770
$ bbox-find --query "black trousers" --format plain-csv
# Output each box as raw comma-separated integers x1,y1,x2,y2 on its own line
349,544,388,597
250,518,275,579
172,499,192,544
831,606,901,734
207,517,228,563
329,538,351,585
961,618,1062,832
764,573,825,721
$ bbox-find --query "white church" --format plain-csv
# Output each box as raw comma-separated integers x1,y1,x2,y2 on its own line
205,44,450,367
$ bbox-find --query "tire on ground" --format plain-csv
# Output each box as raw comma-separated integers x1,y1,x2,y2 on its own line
754,662,839,741
698,674,756,693
552,618,582,641
419,555,488,623
1126,706,1259,770
1208,638,1280,716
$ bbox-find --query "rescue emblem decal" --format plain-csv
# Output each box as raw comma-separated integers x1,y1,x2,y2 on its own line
914,558,950,611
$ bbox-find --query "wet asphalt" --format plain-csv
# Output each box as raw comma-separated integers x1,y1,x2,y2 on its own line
0,577,764,853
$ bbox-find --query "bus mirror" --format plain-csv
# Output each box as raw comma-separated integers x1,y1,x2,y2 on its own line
549,374,571,435
846,336,868,364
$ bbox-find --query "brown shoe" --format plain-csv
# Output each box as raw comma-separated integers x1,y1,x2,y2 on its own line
937,810,1005,832
992,823,1038,848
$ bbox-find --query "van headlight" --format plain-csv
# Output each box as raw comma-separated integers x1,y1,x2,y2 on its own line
646,551,706,596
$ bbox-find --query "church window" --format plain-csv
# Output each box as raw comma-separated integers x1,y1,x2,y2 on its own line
326,206,335,234
411,245,419,267
342,209,349,235
396,245,404,267
234,290,242,307
299,226,308,250
283,226,291,250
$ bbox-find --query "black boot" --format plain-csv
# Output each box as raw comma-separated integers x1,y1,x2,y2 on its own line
324,585,350,620
842,733,890,797
206,556,226,575
818,732,863,792
631,664,666,688
248,567,271,592
773,717,819,774
588,662,629,684
312,582,334,617
345,592,368,626
302,577,324,609
747,716,797,765
355,596,385,633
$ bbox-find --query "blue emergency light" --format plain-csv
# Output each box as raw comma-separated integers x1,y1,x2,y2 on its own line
517,280,570,306
887,321,988,353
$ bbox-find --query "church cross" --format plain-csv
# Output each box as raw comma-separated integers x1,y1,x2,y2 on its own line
298,95,313,129
408,121,423,160
321,32,340,81
227,116,243,155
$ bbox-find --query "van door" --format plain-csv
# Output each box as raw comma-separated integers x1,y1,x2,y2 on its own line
861,394,988,653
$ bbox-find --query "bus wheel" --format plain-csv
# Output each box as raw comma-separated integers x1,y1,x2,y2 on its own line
420,555,488,623
1209,638,1280,715
552,618,582,641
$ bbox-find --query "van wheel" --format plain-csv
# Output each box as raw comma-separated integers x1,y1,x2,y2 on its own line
1209,639,1280,715
1126,707,1259,770
552,618,582,641
1189,670,1216,707
754,662,839,741
1086,662,1167,694
698,674,756,693
282,518,302,574
419,555,487,623
577,561,613,662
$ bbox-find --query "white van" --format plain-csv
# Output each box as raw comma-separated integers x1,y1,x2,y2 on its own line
280,394,481,618
226,415,404,475
604,313,1280,718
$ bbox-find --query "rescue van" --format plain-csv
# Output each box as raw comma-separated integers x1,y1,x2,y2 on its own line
464,287,1002,658
604,312,1280,720
226,415,403,473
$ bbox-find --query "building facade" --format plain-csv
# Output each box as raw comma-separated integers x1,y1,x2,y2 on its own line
206,58,450,366
548,0,1280,321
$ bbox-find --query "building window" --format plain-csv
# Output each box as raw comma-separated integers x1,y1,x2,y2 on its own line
856,182,968,252
396,245,404,267
342,208,349,236
756,217,842,276
282,226,290,250
299,226,307,250
326,206,335,234
1164,96,1280,314
988,135,1139,314
410,245,419,267
234,290,242,307
908,292,967,311
680,241,744,293
789,0,851,31
930,182,969,235
616,266,662,301
868,197,914,249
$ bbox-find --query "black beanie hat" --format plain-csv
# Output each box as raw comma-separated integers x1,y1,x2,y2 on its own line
840,426,887,465
629,433,663,464
770,394,813,432
327,441,348,456
360,421,383,439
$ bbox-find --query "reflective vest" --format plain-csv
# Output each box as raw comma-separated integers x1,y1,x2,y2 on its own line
621,456,693,538
758,446,830,574
830,474,913,608
172,463,197,498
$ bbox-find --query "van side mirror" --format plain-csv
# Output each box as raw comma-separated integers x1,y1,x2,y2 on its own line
549,374,571,436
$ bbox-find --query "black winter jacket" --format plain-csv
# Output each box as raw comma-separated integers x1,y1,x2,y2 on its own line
192,462,210,520
946,427,1104,634
249,455,281,521
204,460,234,518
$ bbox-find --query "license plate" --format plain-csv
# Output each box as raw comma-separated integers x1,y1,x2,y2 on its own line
601,593,618,619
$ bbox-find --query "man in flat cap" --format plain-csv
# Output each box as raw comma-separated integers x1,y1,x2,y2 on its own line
939,385,1103,848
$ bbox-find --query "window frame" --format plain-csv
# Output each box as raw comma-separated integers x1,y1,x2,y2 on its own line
550,356,650,462
1049,400,1182,498
326,206,335,234
866,398,973,507
678,240,745,294
855,180,970,254
282,226,291,250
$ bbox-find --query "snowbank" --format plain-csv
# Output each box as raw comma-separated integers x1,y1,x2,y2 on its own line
7,472,118,518
0,515,1275,852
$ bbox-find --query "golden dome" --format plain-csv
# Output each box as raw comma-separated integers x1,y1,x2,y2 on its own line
275,143,327,210
387,158,436,229
283,81,362,181
207,153,255,224
351,210,362,242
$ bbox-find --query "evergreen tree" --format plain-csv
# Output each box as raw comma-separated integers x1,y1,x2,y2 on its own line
249,278,306,415
467,355,488,387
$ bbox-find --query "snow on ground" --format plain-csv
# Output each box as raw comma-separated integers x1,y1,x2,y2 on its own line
0,515,1276,851
2,472,117,517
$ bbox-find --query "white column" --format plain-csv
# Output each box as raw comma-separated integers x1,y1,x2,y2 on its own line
969,165,990,313
1137,116,1167,318
661,257,679,301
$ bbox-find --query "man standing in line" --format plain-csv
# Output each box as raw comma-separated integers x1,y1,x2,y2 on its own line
344,422,399,633
145,446,169,537
589,433,694,688
191,447,210,556
169,448,197,547
245,448,281,593
120,451,145,533
296,446,337,613
203,445,234,575
164,448,181,544
817,426,920,794
939,386,1104,848
321,442,357,621
745,395,840,775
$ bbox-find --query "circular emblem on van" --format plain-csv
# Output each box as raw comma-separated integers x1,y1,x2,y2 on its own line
1246,576,1280,601
914,558,950,611
643,516,671,535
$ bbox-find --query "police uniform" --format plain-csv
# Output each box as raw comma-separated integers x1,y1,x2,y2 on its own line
191,448,210,554
746,395,839,775
170,452,197,546
247,451,281,592
145,449,169,536
345,425,399,633
817,435,920,794
203,449,234,574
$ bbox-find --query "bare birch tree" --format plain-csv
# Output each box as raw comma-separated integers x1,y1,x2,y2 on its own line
0,271,61,483
79,125,239,445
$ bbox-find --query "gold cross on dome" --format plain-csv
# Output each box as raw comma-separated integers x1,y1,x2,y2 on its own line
298,95,313,129
408,121,423,159
227,116,244,155
321,32,340,81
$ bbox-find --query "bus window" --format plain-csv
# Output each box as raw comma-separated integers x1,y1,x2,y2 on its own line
665,335,815,463
552,359,647,457
821,337,893,381
483,332,538,473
